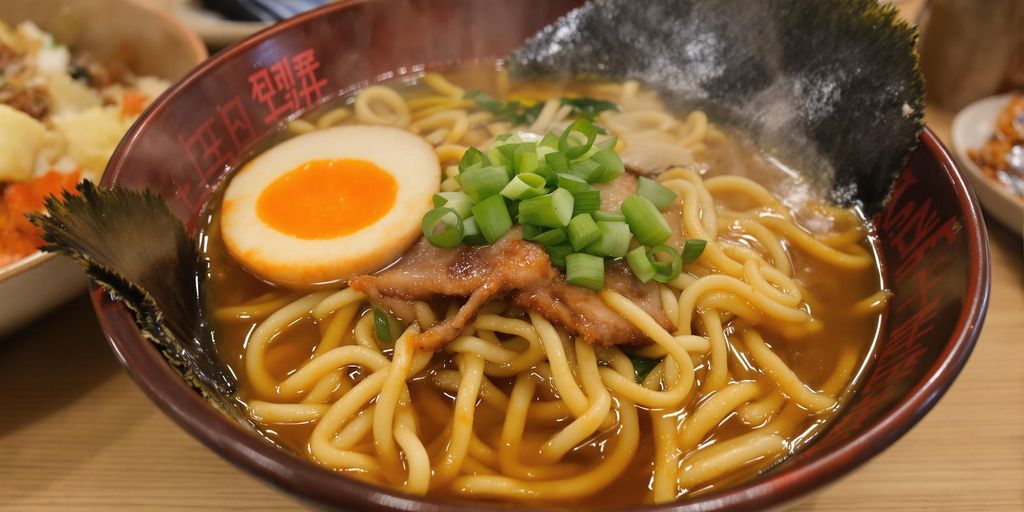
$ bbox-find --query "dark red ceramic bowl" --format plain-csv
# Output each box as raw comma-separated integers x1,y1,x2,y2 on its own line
94,0,990,510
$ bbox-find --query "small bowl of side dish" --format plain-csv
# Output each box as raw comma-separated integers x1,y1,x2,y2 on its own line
0,0,206,335
952,92,1024,236
84,0,988,511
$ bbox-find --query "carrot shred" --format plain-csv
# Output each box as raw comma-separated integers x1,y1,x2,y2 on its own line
0,169,81,266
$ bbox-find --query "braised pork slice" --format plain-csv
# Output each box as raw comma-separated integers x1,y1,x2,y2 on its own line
349,236,673,351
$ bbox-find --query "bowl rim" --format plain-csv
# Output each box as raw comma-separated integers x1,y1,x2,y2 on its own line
0,0,208,285
93,1,991,510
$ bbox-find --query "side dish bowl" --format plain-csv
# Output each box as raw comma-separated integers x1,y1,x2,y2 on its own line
0,0,207,336
92,0,989,510
951,93,1024,236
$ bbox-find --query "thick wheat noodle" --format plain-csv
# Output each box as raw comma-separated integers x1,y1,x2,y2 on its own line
678,381,763,451
315,304,359,355
699,309,731,393
354,85,411,127
599,290,697,408
434,144,467,164
316,107,351,129
301,369,344,404
538,340,611,462
676,275,809,336
214,295,295,322
660,168,718,233
741,330,837,412
422,72,465,98
853,290,893,315
247,401,328,423
742,260,802,308
332,405,375,449
729,217,793,275
410,110,469,145
246,292,332,398
757,215,873,269
352,312,382,352
662,179,743,276
529,99,561,133
433,354,486,485
454,357,639,499
737,390,787,425
494,375,584,481
678,431,788,489
372,329,419,478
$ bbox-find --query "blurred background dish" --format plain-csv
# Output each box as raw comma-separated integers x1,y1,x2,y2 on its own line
0,0,206,336
952,93,1024,236
157,0,330,48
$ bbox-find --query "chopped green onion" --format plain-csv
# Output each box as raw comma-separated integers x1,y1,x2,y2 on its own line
521,223,544,241
626,246,656,283
593,210,625,222
501,173,548,200
461,216,485,245
649,245,682,283
568,213,600,251
421,207,464,248
682,239,708,264
595,136,619,151
532,227,568,246
560,97,619,121
636,177,678,211
471,194,512,243
458,147,490,173
516,151,540,175
585,221,632,258
460,165,510,202
628,355,662,382
621,195,671,245
432,191,473,218
589,148,625,183
545,152,570,174
571,189,601,215
559,118,598,159
373,309,403,344
539,132,560,149
518,188,574,228
556,173,594,193
569,159,604,182
565,252,605,290
545,244,573,268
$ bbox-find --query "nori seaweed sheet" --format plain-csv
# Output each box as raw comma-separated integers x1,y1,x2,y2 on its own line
509,0,924,215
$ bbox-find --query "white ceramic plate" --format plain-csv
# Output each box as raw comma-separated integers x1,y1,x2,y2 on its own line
951,93,1024,236
0,253,89,337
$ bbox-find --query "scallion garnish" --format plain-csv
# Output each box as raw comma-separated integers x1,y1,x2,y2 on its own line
501,173,548,200
568,213,600,251
556,173,594,193
421,207,464,247
585,220,632,258
649,245,683,283
545,151,570,174
460,165,510,202
432,191,473,218
532,227,568,246
462,216,485,245
545,244,573,268
621,195,671,245
560,97,619,122
521,223,544,241
569,159,604,182
593,210,625,222
571,189,601,215
565,252,605,290
373,308,403,344
636,177,678,211
471,194,512,243
559,118,598,159
682,239,708,264
626,246,656,283
459,147,490,173
518,187,574,228
589,148,625,183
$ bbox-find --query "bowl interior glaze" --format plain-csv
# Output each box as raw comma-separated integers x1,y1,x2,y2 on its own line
95,1,990,510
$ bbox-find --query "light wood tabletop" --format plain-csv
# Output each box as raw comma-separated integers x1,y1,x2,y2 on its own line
2,3,1022,510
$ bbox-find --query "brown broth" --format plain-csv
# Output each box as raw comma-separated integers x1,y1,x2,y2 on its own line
200,63,885,506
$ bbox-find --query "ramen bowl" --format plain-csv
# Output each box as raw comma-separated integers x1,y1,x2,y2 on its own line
93,0,989,510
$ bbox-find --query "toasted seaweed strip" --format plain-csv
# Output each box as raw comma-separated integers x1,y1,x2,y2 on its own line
29,181,240,413
509,0,924,215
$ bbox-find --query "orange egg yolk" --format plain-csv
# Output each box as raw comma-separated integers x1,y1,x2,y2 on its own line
256,158,397,239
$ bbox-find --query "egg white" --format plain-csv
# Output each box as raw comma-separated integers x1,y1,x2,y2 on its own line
220,125,440,287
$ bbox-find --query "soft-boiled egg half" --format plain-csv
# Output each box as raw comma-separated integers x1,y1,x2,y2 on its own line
220,125,440,287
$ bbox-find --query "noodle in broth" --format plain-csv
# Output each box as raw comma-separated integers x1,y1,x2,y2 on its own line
202,65,887,506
